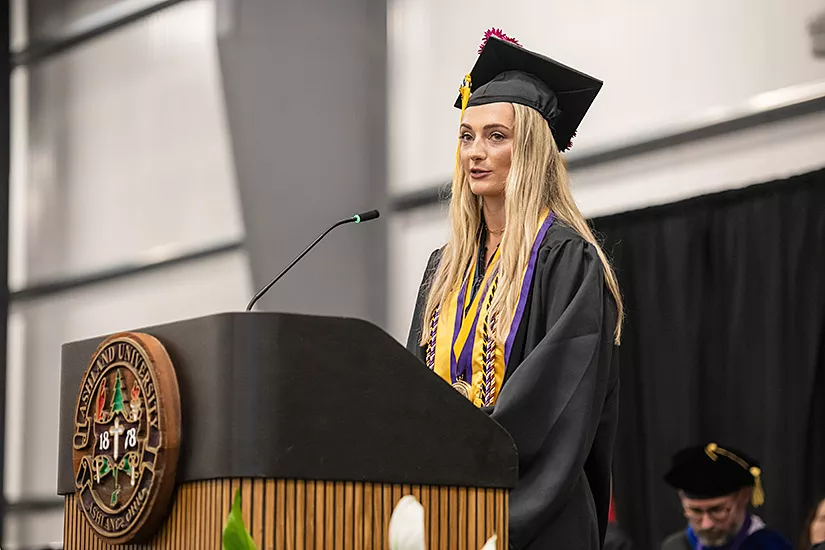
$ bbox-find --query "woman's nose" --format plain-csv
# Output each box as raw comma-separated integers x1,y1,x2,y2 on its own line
468,139,486,160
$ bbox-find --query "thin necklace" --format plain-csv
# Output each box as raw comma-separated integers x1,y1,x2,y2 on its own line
485,220,505,234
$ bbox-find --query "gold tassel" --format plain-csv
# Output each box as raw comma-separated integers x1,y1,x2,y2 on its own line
750,467,764,507
705,442,765,507
454,73,473,175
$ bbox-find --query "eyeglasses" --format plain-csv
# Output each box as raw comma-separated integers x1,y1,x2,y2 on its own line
683,504,734,522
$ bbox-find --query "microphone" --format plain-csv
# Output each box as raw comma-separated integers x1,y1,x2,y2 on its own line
245,210,381,311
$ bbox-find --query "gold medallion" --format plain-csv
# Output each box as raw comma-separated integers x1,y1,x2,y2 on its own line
452,380,472,400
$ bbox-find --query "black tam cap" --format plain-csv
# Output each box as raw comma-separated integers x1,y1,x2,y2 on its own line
454,30,603,152
664,443,765,506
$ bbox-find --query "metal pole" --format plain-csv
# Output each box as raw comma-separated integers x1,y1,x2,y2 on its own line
0,0,11,541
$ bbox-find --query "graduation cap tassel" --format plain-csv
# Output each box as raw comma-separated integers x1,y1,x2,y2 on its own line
460,74,472,115
454,73,473,175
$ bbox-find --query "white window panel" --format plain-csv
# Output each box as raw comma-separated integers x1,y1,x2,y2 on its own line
9,0,243,291
388,206,449,343
3,508,64,549
387,0,825,193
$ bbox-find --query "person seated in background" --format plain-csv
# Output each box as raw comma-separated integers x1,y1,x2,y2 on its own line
799,496,825,550
661,442,793,550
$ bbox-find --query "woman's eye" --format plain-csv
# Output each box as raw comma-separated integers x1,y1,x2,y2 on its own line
460,133,473,142
490,132,505,141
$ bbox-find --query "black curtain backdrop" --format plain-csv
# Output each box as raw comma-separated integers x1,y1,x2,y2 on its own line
591,168,825,550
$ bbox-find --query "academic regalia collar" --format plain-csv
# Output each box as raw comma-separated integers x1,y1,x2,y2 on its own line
686,515,766,550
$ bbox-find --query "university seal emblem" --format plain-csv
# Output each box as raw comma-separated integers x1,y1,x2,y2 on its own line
72,332,181,543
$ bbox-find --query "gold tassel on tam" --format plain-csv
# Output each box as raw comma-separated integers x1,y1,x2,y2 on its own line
750,467,765,507
704,442,765,507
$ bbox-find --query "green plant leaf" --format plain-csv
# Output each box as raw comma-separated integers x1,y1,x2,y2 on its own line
222,489,258,550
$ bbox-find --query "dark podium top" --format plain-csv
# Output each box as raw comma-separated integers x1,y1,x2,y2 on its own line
58,312,518,495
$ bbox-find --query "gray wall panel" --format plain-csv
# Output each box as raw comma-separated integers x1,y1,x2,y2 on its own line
217,0,387,325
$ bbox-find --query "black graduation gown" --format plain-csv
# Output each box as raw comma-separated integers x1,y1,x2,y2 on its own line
407,222,620,550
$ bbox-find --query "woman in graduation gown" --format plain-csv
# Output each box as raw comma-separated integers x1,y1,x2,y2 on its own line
406,30,623,550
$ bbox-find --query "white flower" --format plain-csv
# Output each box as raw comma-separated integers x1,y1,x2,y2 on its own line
389,495,426,550
388,494,500,550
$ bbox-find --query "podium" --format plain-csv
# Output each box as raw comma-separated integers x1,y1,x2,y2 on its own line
58,312,518,549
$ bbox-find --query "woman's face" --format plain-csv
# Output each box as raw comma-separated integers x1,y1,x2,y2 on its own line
459,102,515,199
811,499,825,545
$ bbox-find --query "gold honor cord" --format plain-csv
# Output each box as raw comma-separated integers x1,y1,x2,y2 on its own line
705,443,765,507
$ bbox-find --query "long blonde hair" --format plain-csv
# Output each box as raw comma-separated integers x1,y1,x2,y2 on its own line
421,103,623,345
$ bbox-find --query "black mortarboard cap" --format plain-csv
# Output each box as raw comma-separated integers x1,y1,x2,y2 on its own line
664,443,765,506
454,32,603,152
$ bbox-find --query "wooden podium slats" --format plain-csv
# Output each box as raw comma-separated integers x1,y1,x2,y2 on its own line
64,478,508,549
